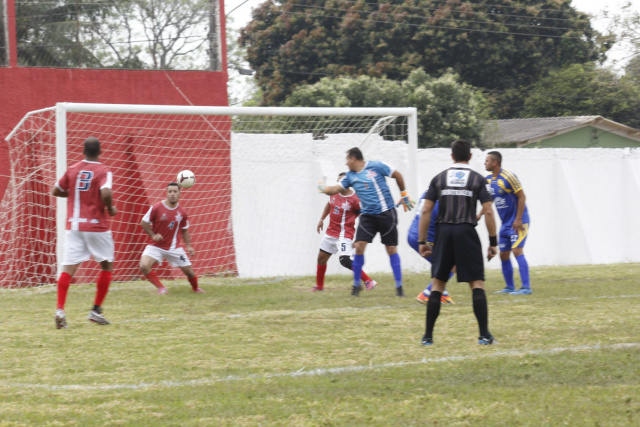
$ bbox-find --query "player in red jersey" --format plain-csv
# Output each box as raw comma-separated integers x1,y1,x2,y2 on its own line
139,182,203,294
52,137,118,329
313,173,377,291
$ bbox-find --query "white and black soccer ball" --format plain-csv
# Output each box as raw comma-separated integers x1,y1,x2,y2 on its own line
177,170,196,189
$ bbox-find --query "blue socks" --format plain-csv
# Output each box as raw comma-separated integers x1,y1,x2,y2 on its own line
501,259,515,290
516,255,530,289
353,254,364,288
389,253,402,288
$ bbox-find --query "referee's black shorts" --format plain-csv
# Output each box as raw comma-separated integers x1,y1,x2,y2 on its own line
355,209,398,246
431,223,484,282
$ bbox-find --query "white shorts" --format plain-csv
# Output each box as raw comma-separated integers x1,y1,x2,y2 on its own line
62,230,114,265
319,235,353,256
142,245,191,267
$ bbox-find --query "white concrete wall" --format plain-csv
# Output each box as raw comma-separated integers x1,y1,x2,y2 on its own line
232,135,640,278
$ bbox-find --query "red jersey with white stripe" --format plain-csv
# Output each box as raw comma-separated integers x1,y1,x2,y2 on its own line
326,192,361,240
142,201,190,250
56,160,113,232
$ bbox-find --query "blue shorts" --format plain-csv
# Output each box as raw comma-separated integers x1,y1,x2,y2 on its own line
499,222,529,252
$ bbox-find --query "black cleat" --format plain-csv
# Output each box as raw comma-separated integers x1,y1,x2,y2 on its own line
421,336,433,346
351,285,362,296
478,335,495,345
396,286,404,297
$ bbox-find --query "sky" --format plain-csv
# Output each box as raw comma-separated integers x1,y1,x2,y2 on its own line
223,0,640,102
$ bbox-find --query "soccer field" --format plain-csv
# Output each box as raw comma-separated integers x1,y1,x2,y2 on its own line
0,264,639,427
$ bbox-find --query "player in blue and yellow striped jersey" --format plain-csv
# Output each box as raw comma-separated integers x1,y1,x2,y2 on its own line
479,151,532,295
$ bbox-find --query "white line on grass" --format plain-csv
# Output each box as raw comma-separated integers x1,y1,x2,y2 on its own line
1,342,638,391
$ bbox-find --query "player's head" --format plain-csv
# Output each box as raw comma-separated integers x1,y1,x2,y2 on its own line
166,182,181,204
485,151,502,171
345,147,364,171
83,137,101,159
337,172,347,182
451,139,472,163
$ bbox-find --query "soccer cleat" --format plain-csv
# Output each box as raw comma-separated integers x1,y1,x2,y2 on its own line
494,288,515,294
365,279,377,291
510,288,532,295
55,309,67,329
416,291,429,304
351,285,362,296
441,294,455,304
421,336,433,346
193,288,206,293
309,287,324,292
478,335,495,345
396,286,404,297
157,287,168,295
88,310,111,325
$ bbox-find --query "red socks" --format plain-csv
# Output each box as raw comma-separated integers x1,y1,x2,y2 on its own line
56,272,71,310
94,271,111,307
145,271,164,289
361,270,372,282
188,276,198,291
316,264,327,290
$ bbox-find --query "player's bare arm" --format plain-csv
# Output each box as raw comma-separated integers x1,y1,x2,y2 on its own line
182,229,195,257
482,200,498,261
51,186,68,198
512,189,526,231
317,202,331,233
100,187,117,216
141,220,163,242
418,199,435,258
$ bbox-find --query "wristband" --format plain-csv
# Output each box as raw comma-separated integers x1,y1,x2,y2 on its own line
401,190,408,197
417,241,426,245
489,235,497,246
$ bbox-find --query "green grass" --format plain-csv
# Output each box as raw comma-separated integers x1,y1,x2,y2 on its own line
1,264,639,427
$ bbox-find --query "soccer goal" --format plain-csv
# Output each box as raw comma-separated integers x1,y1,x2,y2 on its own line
0,103,418,287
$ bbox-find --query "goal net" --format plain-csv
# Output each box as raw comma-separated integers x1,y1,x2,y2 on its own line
0,104,417,287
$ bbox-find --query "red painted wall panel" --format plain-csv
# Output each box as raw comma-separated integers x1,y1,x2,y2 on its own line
0,67,234,286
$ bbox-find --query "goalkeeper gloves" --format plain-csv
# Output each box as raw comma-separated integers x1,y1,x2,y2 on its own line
396,190,415,212
317,179,327,194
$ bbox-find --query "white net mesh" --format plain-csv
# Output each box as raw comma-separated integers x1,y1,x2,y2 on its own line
0,106,411,287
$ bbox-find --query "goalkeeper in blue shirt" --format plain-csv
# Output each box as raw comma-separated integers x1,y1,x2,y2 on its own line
319,147,414,297
479,151,532,295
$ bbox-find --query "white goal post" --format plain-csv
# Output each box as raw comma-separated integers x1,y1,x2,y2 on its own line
1,103,418,287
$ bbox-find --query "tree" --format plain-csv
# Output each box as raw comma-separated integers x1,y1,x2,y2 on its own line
240,0,607,105
15,0,107,67
283,69,490,147
521,63,640,129
13,0,212,70
84,0,211,70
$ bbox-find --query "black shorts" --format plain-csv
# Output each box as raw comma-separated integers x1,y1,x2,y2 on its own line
431,223,484,282
355,209,398,246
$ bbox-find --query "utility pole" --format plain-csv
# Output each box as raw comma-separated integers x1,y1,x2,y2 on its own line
208,0,221,71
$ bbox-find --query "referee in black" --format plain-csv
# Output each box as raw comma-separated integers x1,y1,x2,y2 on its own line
418,139,498,345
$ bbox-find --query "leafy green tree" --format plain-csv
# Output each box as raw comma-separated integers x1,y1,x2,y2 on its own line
521,63,640,129
240,0,607,105
14,0,211,69
283,69,490,147
625,55,640,85
15,0,106,67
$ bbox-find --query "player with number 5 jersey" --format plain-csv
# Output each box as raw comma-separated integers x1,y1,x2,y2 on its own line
313,173,376,292
139,182,204,294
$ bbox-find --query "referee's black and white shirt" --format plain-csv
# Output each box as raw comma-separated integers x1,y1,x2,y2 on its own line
424,164,492,226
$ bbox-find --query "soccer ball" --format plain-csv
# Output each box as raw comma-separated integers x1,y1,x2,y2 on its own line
177,170,196,189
